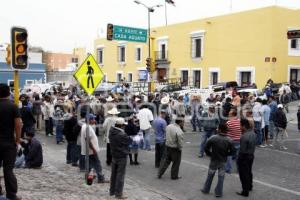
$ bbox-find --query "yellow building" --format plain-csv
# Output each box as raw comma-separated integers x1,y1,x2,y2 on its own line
94,6,300,89
73,47,87,67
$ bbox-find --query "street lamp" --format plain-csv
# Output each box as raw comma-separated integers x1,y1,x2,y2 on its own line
134,0,162,72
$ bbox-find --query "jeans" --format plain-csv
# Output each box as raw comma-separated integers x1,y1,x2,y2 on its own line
89,154,105,182
106,143,112,165
45,118,53,136
142,129,151,151
269,121,275,139
272,127,285,148
202,163,226,197
225,140,240,173
199,130,215,156
262,125,269,143
191,114,200,131
0,142,18,200
110,157,127,197
66,142,79,164
15,155,25,168
158,147,182,179
237,153,254,194
254,121,262,145
56,124,63,143
155,143,165,168
79,154,85,171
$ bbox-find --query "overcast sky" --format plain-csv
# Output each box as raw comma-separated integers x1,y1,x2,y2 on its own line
0,0,299,53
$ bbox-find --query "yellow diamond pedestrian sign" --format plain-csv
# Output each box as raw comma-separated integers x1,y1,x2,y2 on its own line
73,54,104,95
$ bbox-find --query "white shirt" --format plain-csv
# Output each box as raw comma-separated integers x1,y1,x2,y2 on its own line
80,124,100,155
137,108,154,130
252,102,262,122
102,116,118,143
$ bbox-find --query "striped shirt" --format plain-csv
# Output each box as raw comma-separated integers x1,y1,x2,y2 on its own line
226,118,241,141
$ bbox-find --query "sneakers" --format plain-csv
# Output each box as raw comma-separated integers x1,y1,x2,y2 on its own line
115,195,128,199
98,179,110,184
259,144,267,148
280,146,288,150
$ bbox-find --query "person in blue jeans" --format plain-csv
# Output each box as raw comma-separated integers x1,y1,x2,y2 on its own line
54,106,65,144
199,105,219,157
201,123,235,198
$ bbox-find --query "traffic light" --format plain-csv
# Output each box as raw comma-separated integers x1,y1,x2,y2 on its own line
11,27,28,70
287,30,300,39
107,23,114,41
146,58,151,72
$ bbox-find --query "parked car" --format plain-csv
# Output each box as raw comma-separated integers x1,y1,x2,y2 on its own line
159,84,183,93
237,88,267,100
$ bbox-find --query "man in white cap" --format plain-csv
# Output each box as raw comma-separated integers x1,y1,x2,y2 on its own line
103,107,120,165
272,104,288,150
104,96,116,117
161,96,172,125
109,117,131,199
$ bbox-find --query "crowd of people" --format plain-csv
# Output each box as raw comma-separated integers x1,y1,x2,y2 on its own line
0,78,298,199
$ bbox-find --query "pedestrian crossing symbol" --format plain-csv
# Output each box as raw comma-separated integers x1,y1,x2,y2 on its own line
73,54,104,95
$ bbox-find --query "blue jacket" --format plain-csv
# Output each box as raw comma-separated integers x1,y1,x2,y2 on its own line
269,100,277,121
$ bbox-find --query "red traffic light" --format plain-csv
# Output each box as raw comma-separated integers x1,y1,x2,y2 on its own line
16,32,28,42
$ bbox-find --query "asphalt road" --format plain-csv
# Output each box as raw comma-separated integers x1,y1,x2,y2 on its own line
38,101,300,200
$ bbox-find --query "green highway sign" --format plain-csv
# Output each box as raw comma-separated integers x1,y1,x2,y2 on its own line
113,25,147,43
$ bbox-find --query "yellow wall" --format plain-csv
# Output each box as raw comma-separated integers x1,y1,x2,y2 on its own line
73,47,87,66
94,6,300,89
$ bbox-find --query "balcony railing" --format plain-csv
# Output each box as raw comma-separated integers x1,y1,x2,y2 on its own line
155,51,168,61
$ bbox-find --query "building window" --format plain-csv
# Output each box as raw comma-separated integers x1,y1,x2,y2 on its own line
135,47,141,62
26,80,34,85
97,48,104,64
8,80,14,88
118,46,126,63
288,38,300,56
191,37,203,58
160,44,166,59
116,73,123,82
103,74,107,82
181,70,189,86
71,58,78,63
291,39,299,49
289,68,300,83
240,72,252,87
128,73,133,82
193,70,201,88
211,72,218,85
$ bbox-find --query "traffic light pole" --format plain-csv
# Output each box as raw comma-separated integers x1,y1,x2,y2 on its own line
14,70,19,105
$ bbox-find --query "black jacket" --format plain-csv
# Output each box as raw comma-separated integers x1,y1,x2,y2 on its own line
20,106,36,127
22,137,43,168
109,126,132,159
274,109,287,129
63,116,78,142
125,121,139,136
205,134,235,169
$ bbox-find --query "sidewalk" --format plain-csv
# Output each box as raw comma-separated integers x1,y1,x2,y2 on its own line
14,139,171,200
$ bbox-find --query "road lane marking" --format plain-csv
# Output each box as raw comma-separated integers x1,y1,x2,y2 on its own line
144,151,300,196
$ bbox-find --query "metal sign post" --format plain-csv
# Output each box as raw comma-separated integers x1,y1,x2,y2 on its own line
85,96,90,183
14,70,19,105
73,54,104,184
